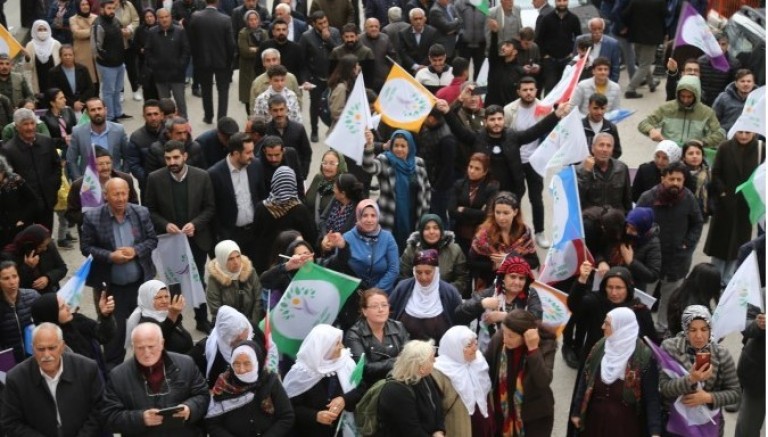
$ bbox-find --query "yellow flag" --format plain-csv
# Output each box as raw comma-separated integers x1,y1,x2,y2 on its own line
374,63,436,132
0,25,23,59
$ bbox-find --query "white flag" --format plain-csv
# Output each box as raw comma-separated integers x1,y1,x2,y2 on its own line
711,251,764,341
476,58,489,88
728,86,765,139
151,233,207,308
528,109,589,177
325,74,371,164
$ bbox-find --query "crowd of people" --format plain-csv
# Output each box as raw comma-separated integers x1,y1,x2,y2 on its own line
0,0,764,435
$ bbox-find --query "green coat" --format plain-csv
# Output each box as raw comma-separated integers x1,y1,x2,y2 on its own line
238,27,268,105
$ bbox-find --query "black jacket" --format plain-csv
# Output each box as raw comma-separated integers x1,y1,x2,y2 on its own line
3,241,68,293
621,0,666,45
299,27,342,82
48,63,96,108
576,158,632,214
582,116,622,159
208,158,267,238
397,25,438,73
103,352,210,436
377,376,445,437
127,125,164,189
0,289,40,363
486,31,527,107
140,315,194,355
144,24,191,83
40,107,77,152
265,120,312,180
344,319,410,385
0,134,62,212
146,138,207,175
256,146,306,199
289,374,366,436
1,353,104,437
188,7,235,71
448,177,499,245
92,14,125,67
535,9,581,59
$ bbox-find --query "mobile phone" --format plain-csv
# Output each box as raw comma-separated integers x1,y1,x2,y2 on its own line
471,86,488,96
695,352,711,370
156,406,184,416
168,283,182,299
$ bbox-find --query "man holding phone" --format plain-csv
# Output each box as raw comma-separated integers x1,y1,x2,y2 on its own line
102,323,209,435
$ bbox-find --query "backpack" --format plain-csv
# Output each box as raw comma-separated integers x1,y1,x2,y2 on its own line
354,378,412,436
319,86,332,127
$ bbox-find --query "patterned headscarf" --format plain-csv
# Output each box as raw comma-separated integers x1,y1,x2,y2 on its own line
681,305,712,333
496,256,533,280
655,140,682,163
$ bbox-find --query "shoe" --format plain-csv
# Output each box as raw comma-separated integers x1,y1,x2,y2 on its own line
625,90,643,99
133,90,143,101
203,117,213,124
649,79,659,92
562,344,579,369
196,320,212,334
535,232,551,249
117,113,133,119
725,399,741,413
65,233,77,242
120,92,124,102
192,87,202,97
57,239,73,249
310,131,318,142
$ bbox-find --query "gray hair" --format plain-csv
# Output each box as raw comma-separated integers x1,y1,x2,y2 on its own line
131,322,164,344
388,6,402,22
13,108,36,126
409,7,424,20
156,7,170,15
104,177,129,193
0,154,12,175
275,3,291,14
261,47,281,61
588,17,605,30
391,339,435,385
33,322,64,343
592,132,614,147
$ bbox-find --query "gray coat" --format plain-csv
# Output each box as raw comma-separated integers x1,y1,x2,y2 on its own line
454,0,486,47
66,121,129,179
712,81,750,132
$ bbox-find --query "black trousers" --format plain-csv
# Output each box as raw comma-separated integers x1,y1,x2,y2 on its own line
457,42,486,81
101,280,140,370
309,80,327,133
197,67,231,121
523,163,544,233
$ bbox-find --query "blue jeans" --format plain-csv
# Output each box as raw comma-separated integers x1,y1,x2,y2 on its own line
97,64,124,121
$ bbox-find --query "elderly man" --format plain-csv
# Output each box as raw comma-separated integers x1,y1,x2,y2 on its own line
66,97,130,179
397,8,437,73
1,323,105,436
249,48,303,109
575,18,621,82
360,17,397,92
102,323,209,436
576,132,632,214
80,177,158,368
0,108,61,232
273,2,308,41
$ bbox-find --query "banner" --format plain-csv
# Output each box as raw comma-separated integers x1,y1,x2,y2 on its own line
80,143,103,210
673,2,729,71
727,86,765,139
57,255,93,309
325,74,371,164
711,251,764,341
528,109,589,177
469,0,490,14
259,263,360,358
535,47,590,117
736,162,766,227
0,24,23,59
529,281,570,335
151,233,207,308
374,63,436,132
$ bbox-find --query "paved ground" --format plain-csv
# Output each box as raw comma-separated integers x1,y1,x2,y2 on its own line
7,5,764,436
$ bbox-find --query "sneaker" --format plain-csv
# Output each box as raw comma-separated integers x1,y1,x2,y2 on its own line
535,232,551,249
196,320,212,334
625,90,643,99
562,344,579,369
120,92,124,102
133,90,143,101
57,239,73,249
310,131,319,143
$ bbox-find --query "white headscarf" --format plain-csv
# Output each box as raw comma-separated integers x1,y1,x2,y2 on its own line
283,324,356,398
125,280,168,348
230,343,260,384
215,240,242,280
31,20,55,64
434,326,492,417
600,307,639,384
405,266,443,318
205,306,254,377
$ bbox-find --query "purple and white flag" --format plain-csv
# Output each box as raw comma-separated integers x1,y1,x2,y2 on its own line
79,143,102,211
673,2,729,72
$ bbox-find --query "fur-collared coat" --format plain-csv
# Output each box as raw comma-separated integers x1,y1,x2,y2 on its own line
206,255,263,324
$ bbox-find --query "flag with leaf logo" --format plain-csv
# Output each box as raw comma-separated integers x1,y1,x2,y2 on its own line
80,143,102,210
259,263,360,358
151,233,207,308
529,281,570,335
325,74,371,164
374,63,436,132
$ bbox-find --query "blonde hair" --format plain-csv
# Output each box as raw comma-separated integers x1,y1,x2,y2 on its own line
391,339,435,385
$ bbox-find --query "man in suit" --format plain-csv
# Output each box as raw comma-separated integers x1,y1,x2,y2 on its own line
80,177,158,368
66,98,130,179
1,108,61,232
1,323,105,436
576,18,621,82
429,0,461,59
188,0,235,124
397,8,437,73
274,3,308,42
144,140,216,333
208,133,266,262
48,45,96,113
196,116,239,168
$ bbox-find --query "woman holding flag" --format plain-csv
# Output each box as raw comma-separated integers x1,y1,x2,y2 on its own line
206,340,295,436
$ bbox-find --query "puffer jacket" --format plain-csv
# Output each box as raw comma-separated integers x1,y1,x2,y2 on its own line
712,81,749,132
399,230,469,294
344,319,410,385
0,288,41,363
206,255,262,324
638,75,725,149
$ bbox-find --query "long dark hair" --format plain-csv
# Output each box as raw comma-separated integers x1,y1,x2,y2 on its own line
268,230,303,267
478,192,526,245
327,54,358,90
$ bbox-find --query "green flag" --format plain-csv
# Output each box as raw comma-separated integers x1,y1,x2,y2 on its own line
78,112,90,126
350,353,365,386
259,263,360,358
736,162,766,225
469,0,489,14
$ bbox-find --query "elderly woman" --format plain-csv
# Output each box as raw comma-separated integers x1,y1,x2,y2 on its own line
659,305,741,436
570,307,661,437
125,279,193,354
0,156,38,248
469,192,539,289
400,214,469,297
378,339,446,437
432,326,493,437
284,324,366,436
207,240,263,325
449,152,500,253
363,129,431,249
2,224,67,294
189,305,256,389
24,20,62,94
238,10,268,115
344,288,410,385
318,173,364,240
485,309,556,437
389,249,462,343
252,166,317,273
206,340,295,436
308,151,348,231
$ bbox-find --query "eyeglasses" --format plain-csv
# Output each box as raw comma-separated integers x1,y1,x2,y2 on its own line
321,161,339,167
144,368,170,397
365,304,390,310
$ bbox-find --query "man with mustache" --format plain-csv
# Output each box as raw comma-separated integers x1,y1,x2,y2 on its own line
66,97,129,180
144,140,216,334
636,161,704,337
258,19,304,82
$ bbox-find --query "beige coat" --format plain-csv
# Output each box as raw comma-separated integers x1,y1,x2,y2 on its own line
69,14,98,82
431,369,471,437
24,40,62,94
115,1,139,48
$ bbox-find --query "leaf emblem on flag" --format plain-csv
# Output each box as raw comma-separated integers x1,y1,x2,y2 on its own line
273,280,341,339
279,286,318,319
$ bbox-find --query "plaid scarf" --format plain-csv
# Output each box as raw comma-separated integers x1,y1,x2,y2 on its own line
212,369,258,400
498,347,526,437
